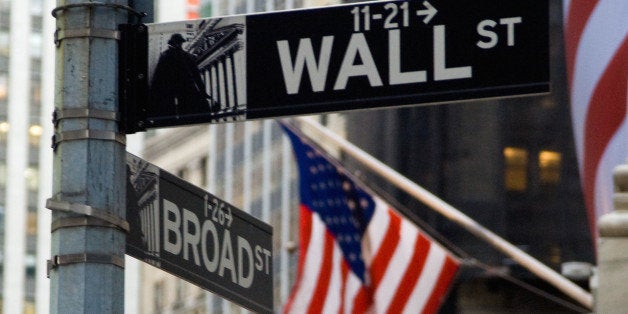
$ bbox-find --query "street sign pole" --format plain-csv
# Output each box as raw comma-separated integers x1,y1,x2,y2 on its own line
49,1,134,312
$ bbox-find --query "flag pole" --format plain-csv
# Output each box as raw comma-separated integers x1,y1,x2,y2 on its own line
293,116,593,309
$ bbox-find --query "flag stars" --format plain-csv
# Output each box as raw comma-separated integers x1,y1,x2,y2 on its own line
285,127,388,285
360,198,369,209
351,217,361,229
348,200,356,210
345,234,353,243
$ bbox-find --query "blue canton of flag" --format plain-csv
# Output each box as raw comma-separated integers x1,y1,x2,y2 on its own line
282,123,375,282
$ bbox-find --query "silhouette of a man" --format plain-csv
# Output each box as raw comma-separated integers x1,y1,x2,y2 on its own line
150,33,210,117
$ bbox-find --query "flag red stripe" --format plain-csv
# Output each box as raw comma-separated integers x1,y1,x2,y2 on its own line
582,37,628,234
422,256,459,314
370,210,402,289
565,0,598,85
283,205,313,313
308,230,335,314
386,234,431,313
351,287,371,314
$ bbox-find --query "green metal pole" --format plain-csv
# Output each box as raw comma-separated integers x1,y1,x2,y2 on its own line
50,1,129,312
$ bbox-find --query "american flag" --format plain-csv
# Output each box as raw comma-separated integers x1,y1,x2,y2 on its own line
564,0,627,237
282,123,459,313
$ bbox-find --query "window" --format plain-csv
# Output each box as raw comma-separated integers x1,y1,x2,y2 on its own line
539,150,561,185
0,121,8,142
25,166,38,190
504,147,528,192
28,125,42,146
27,211,37,235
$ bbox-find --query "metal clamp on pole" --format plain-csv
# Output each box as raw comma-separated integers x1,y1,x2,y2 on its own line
46,199,130,233
51,2,146,19
51,129,126,150
51,2,147,46
54,28,121,46
47,253,125,278
52,108,119,126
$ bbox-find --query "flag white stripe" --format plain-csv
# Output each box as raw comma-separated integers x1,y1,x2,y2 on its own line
343,272,363,313
403,246,447,314
368,197,392,255
374,219,419,313
289,214,326,312
571,0,628,168
323,245,344,313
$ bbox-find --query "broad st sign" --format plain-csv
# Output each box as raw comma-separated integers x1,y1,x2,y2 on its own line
125,153,273,313
120,0,549,132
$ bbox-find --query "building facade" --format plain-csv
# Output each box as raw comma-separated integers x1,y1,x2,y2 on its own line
0,0,55,313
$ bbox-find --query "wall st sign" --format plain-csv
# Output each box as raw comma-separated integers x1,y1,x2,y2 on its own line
120,0,549,133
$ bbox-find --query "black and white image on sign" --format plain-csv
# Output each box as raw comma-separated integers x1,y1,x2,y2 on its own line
126,154,161,268
147,16,246,124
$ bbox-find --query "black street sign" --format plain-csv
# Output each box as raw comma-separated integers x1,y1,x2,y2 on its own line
120,0,549,133
125,153,273,313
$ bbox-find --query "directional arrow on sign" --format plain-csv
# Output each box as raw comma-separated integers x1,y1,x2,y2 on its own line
416,1,437,24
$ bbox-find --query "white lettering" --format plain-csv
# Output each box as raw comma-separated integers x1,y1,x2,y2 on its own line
183,208,201,266
237,236,254,288
389,29,426,85
201,220,219,272
500,17,522,46
262,248,271,275
434,25,472,81
162,199,271,288
277,36,334,94
334,32,383,90
255,245,263,272
163,199,181,255
477,17,522,48
476,19,498,49
218,229,237,283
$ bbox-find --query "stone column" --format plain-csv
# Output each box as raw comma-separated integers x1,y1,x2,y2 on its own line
597,162,628,313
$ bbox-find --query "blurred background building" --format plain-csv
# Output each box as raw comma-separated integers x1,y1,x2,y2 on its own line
0,0,54,313
0,0,594,313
